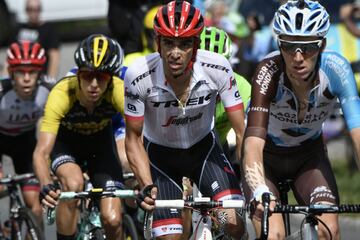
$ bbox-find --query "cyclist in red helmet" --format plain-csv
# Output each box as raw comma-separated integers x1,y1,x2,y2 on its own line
0,40,51,231
124,1,247,239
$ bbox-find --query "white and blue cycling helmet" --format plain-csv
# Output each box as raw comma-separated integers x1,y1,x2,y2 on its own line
273,0,330,37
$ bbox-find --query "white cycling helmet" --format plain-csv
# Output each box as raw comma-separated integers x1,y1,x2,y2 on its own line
273,0,330,37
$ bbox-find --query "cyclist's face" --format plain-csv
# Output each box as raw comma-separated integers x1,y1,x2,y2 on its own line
26,0,41,24
11,66,40,99
78,69,112,103
279,35,324,81
160,37,194,78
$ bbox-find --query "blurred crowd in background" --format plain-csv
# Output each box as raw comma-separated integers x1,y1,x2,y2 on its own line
1,0,360,84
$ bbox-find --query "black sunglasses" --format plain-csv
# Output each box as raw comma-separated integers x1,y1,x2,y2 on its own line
278,39,323,57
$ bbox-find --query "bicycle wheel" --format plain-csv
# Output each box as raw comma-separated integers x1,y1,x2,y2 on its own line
11,207,44,240
122,214,138,240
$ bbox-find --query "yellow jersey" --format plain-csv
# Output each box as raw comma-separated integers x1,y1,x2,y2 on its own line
40,75,124,135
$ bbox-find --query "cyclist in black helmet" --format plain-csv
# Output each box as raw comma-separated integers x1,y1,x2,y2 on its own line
33,34,126,240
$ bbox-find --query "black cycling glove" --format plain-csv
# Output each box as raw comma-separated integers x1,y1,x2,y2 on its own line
39,182,61,203
136,184,157,210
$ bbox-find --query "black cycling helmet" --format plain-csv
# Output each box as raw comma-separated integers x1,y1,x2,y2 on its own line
74,34,123,74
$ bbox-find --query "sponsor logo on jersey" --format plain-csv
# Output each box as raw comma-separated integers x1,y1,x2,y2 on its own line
270,112,297,123
325,54,350,87
310,185,336,203
211,181,220,192
255,60,279,95
227,76,236,90
152,94,212,108
130,68,156,86
7,111,42,124
124,87,140,100
127,103,137,113
161,112,203,127
250,106,269,112
200,62,230,73
270,110,328,124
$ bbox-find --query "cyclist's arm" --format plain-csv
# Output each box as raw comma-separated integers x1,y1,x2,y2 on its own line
125,118,153,188
243,136,267,194
350,128,360,169
33,131,57,186
226,109,245,161
242,56,280,199
325,52,360,169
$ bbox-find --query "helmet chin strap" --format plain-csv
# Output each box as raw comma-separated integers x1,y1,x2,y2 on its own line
185,38,200,73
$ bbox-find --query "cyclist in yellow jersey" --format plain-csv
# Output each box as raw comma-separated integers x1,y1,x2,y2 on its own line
33,34,125,240
123,5,160,66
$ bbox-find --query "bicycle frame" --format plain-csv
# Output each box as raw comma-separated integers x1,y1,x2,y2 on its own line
148,198,246,240
0,173,36,239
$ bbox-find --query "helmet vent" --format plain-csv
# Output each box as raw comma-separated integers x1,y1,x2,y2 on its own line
306,22,316,33
283,20,292,32
295,13,303,30
309,10,321,21
317,20,327,31
279,10,290,21
215,33,220,41
162,8,170,28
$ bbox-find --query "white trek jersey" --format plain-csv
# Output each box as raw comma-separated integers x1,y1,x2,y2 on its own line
0,78,50,136
124,50,243,148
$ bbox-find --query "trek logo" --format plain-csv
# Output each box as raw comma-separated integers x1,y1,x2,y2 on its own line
200,62,230,73
124,87,140,100
162,112,203,127
130,68,155,86
152,94,212,108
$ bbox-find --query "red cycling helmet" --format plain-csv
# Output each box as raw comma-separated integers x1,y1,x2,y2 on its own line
154,1,204,71
154,0,204,38
7,40,46,70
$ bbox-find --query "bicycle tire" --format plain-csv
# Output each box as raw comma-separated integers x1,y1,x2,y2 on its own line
11,207,44,240
123,214,138,240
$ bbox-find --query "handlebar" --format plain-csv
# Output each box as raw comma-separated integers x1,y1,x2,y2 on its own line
155,198,246,209
46,188,138,225
59,188,137,199
257,193,360,240
0,173,35,185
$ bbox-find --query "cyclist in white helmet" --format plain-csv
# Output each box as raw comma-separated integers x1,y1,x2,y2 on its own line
243,1,360,239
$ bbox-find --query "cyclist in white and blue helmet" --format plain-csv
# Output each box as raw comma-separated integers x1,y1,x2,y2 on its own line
273,0,330,38
243,1,360,239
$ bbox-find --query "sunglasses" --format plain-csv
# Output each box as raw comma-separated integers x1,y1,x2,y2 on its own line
78,70,112,82
278,39,323,57
12,67,41,78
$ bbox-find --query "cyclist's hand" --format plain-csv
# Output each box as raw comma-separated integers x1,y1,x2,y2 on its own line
137,184,157,211
251,191,277,216
40,183,61,208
